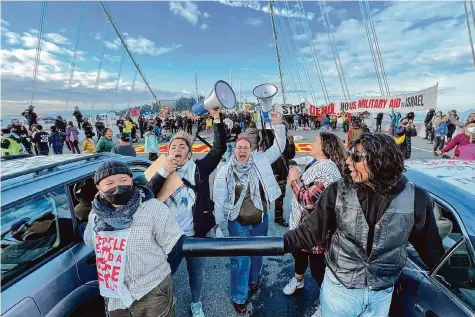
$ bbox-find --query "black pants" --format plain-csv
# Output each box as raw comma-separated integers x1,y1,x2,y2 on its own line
118,127,123,133
149,153,158,161
187,125,192,134
274,181,286,220
293,251,325,285
376,122,382,132
70,140,80,154
434,136,445,152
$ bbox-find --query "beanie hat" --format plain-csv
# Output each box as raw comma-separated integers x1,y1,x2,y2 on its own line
94,160,133,184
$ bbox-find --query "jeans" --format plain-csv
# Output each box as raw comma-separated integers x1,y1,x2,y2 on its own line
434,135,445,152
228,213,269,304
320,268,393,317
173,256,205,303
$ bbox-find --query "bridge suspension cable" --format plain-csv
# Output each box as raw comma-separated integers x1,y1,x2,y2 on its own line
112,48,126,110
318,0,351,100
274,9,309,104
465,1,475,71
99,1,160,106
268,1,287,105
296,0,330,105
91,20,109,111
31,1,47,106
65,0,85,110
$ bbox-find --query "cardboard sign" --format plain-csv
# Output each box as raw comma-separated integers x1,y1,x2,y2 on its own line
144,155,183,202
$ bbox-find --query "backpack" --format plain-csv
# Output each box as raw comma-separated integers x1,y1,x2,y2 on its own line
350,128,364,142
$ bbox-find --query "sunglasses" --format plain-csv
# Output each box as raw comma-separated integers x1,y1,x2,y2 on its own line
350,151,367,163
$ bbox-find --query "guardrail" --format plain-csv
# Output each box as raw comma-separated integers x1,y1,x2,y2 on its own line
182,237,285,257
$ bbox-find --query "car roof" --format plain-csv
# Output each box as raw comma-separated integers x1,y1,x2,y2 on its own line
405,159,475,237
1,153,150,208
405,159,475,196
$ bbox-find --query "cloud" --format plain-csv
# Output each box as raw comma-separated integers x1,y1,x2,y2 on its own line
200,24,208,31
285,2,475,111
1,19,10,26
245,17,263,26
203,12,210,19
169,1,202,26
294,33,307,41
60,28,66,33
218,0,314,21
44,32,70,45
182,90,191,94
1,27,20,45
104,35,183,57
94,33,101,40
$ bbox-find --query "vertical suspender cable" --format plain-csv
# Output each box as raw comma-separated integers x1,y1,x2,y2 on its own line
31,1,47,106
465,1,475,70
268,1,287,105
275,8,308,104
296,0,330,105
92,20,109,110
112,48,126,110
365,1,390,95
360,1,384,96
65,0,85,110
281,1,318,106
128,68,138,108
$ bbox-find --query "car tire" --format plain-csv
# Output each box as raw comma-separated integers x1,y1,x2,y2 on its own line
68,296,106,317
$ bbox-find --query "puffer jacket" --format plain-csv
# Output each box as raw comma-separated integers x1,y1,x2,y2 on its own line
246,127,260,151
66,126,80,141
213,124,286,223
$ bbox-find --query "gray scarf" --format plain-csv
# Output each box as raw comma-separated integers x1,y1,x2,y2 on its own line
226,154,264,215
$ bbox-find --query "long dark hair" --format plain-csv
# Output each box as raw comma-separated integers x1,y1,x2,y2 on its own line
319,132,347,173
343,133,404,192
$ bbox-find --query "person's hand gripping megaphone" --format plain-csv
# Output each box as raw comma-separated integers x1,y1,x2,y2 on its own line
207,105,221,120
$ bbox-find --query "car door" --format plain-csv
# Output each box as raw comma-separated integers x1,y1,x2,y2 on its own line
391,199,474,317
1,186,78,317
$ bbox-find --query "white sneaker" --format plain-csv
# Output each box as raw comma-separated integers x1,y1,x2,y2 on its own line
191,301,205,317
311,305,322,317
283,277,304,295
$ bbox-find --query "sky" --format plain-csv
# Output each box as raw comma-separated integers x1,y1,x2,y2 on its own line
1,0,474,115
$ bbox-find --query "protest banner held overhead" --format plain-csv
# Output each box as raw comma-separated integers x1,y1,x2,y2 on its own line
309,83,438,115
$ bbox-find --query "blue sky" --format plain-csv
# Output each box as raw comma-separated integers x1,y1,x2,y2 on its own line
1,1,474,115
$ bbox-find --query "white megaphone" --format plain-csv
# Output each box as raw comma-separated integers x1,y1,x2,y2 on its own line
253,83,278,127
192,80,236,116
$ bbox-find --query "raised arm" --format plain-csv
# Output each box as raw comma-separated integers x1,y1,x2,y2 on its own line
262,123,286,164
196,117,227,177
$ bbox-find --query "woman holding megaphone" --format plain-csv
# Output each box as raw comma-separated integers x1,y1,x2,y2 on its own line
213,114,286,314
147,106,226,317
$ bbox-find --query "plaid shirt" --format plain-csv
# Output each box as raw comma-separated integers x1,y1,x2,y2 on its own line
290,179,325,210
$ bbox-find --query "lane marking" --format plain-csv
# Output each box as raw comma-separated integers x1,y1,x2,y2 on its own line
412,146,433,153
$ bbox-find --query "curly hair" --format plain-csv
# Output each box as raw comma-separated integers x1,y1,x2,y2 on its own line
343,133,404,192
319,132,348,173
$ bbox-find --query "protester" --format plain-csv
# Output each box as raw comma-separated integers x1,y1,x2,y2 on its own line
96,128,115,153
49,126,64,155
116,118,125,134
82,132,96,154
283,133,444,317
147,107,225,317
437,120,475,158
457,133,475,160
347,118,365,150
73,106,83,129
95,120,106,140
213,116,285,314
21,104,38,130
430,111,442,144
112,133,136,157
144,125,159,161
424,108,435,140
446,110,459,141
433,114,448,155
375,113,383,132
319,115,332,133
82,160,184,317
341,112,349,132
395,117,417,159
11,119,33,154
245,122,260,151
138,115,146,139
32,124,50,155
66,121,80,154
283,132,346,295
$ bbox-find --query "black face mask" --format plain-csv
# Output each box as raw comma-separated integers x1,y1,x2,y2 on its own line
101,185,134,205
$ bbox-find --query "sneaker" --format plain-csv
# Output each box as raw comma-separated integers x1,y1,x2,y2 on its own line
283,277,304,295
311,305,322,317
191,302,205,317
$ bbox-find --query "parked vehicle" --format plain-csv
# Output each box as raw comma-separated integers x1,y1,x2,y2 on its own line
1,153,150,317
391,159,475,316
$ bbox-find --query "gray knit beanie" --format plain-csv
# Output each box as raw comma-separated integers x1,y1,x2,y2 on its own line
94,160,133,184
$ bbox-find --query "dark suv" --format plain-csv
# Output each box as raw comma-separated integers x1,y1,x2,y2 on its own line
1,154,150,317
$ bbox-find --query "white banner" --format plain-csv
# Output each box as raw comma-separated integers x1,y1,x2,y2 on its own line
336,83,438,114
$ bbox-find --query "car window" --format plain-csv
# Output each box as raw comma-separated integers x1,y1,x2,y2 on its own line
407,199,461,270
1,187,73,285
433,239,475,313
130,164,149,187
